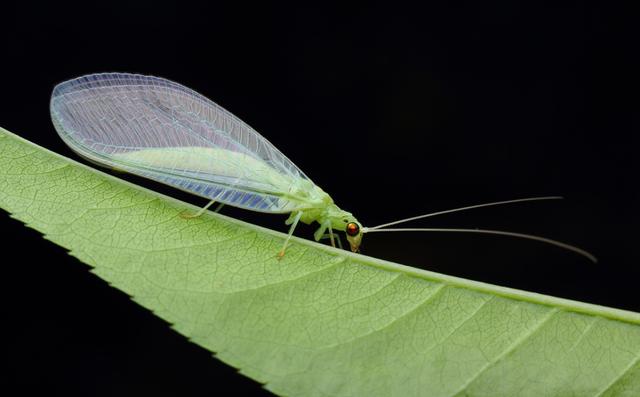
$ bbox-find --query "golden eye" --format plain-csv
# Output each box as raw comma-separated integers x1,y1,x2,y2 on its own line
346,222,360,236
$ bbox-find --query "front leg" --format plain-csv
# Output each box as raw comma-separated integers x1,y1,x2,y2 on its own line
313,221,330,241
319,232,343,250
314,221,345,249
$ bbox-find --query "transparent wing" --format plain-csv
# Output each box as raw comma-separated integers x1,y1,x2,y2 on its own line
50,73,312,213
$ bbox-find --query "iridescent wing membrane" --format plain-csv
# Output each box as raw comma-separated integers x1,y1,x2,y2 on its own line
50,73,311,213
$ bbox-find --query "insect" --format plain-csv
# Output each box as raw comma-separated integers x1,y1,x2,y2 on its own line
50,73,596,262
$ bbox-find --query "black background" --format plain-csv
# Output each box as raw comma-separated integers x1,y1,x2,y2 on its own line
1,2,637,396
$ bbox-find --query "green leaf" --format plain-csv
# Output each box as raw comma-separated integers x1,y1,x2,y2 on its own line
1,126,640,397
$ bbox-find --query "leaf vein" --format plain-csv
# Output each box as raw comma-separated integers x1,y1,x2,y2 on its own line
317,273,403,315
593,346,640,397
226,256,347,296
449,307,560,397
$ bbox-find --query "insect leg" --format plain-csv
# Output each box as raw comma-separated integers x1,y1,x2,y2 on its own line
313,221,333,245
214,203,225,213
319,232,343,250
313,223,328,241
328,228,336,247
335,233,343,250
181,200,216,219
278,211,303,259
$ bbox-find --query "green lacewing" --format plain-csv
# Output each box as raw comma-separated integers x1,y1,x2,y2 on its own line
50,73,595,261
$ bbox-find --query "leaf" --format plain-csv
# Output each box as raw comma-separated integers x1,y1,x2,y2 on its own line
1,126,640,397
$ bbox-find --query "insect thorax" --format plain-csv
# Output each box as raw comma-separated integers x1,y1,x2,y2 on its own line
288,180,359,233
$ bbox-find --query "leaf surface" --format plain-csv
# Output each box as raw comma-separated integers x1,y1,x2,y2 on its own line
1,126,639,397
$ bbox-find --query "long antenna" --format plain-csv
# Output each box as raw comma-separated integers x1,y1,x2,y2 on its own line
367,196,563,230
361,227,597,263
